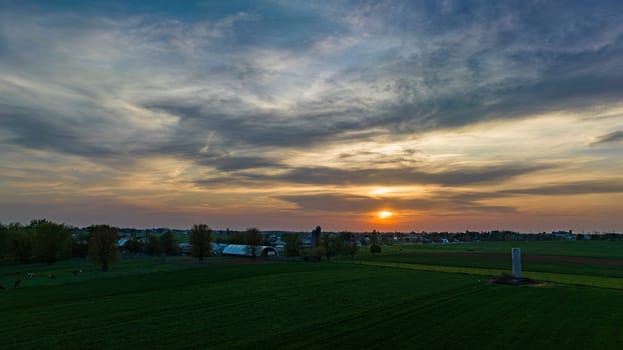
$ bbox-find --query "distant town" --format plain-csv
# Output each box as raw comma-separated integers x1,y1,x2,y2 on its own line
109,227,623,254
3,220,622,268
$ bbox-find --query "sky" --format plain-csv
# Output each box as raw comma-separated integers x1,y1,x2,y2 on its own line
1,0,622,232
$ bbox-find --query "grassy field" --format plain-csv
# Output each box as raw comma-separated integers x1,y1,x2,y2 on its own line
348,241,623,285
1,241,623,349
383,240,623,258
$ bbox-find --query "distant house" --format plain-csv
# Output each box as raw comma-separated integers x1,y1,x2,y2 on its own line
222,244,279,257
552,230,575,240
178,243,191,255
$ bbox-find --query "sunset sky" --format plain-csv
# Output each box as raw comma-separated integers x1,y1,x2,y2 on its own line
1,1,622,232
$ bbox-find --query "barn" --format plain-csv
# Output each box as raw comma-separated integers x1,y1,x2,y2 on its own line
222,244,279,257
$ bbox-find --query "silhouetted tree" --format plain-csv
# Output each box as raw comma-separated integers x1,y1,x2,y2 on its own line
0,223,7,261
144,234,160,256
339,231,358,258
88,225,119,271
8,223,33,263
321,234,341,261
159,231,179,256
283,233,304,257
122,239,140,256
190,224,213,261
71,230,90,258
30,219,71,264
244,227,264,259
370,230,379,245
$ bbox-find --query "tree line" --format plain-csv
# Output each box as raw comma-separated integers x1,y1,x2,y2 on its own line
282,231,368,259
0,220,122,271
0,220,368,270
0,221,277,270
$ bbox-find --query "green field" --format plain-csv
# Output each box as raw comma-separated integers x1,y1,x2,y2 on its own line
1,241,623,349
385,240,623,258
348,241,623,288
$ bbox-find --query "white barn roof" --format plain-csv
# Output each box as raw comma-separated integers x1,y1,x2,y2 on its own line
222,244,278,257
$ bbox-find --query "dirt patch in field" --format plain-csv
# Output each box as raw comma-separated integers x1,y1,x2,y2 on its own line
489,273,544,286
419,252,623,267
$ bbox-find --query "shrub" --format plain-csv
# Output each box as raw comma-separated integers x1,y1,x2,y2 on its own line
370,244,381,254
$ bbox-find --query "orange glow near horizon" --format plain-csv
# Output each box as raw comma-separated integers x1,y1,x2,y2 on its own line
378,211,393,219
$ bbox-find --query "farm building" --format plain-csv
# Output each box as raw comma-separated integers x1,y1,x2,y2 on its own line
178,242,191,255
222,244,279,257
213,243,229,255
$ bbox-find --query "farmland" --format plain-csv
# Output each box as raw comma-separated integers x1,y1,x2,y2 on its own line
1,241,623,349
351,241,623,288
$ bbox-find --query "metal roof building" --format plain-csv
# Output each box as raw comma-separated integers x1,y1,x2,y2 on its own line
222,244,279,257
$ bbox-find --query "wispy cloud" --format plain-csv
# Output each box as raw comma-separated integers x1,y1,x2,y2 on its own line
281,192,516,213
591,130,623,146
1,1,622,230
502,181,623,196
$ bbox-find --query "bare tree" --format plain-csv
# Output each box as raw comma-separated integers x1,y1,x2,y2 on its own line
88,225,119,271
243,227,264,259
190,224,213,261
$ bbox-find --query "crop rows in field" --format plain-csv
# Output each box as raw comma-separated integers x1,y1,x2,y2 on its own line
2,241,623,349
2,259,623,349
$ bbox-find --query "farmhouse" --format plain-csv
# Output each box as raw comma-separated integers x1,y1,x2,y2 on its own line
178,243,191,255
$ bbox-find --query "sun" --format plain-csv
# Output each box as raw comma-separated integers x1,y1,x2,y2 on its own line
378,211,393,219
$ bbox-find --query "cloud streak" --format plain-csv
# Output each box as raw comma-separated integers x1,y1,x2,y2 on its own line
1,1,622,230
193,162,553,188
277,192,516,216
591,131,623,146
